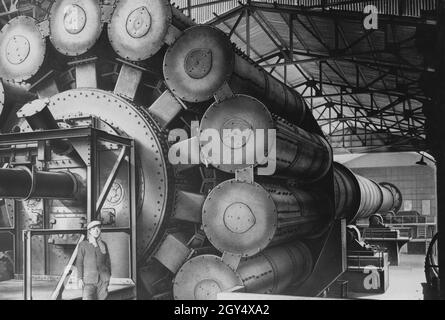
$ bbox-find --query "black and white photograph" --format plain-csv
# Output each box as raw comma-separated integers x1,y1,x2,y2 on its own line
0,0,443,305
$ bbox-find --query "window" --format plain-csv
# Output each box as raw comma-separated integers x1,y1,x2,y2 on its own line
422,200,431,216
403,200,413,211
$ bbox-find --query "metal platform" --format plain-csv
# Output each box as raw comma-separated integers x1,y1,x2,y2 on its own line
0,278,136,300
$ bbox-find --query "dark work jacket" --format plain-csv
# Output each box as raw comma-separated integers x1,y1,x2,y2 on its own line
76,240,111,284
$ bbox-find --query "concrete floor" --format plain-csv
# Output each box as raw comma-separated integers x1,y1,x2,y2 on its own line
0,279,135,300
349,254,426,300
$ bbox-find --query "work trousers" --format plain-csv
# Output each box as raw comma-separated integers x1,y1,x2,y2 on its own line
82,277,110,300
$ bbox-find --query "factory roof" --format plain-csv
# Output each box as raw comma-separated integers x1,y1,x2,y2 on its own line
176,0,435,154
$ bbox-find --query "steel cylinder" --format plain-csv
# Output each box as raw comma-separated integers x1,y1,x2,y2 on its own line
333,162,402,222
378,184,396,213
0,167,77,199
199,94,332,180
0,16,46,82
0,81,38,128
355,175,383,220
202,179,331,257
173,242,313,300
333,162,360,220
30,170,78,199
164,25,306,124
108,0,170,61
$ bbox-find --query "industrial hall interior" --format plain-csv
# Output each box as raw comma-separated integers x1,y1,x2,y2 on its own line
0,0,443,301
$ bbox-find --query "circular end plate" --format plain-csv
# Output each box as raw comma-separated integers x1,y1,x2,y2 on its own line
0,16,46,82
164,25,235,102
200,95,274,173
291,242,314,287
5,89,171,259
108,0,172,61
49,0,102,56
173,255,242,300
202,179,277,257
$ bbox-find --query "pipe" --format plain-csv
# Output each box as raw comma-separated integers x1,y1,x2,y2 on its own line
202,179,331,257
0,80,37,129
0,16,47,82
0,167,78,200
164,26,306,124
173,241,313,300
333,162,402,223
0,168,33,199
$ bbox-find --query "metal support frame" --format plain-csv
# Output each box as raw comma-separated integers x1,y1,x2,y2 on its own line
0,127,137,300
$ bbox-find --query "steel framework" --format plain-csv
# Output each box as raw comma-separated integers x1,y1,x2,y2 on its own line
175,0,437,154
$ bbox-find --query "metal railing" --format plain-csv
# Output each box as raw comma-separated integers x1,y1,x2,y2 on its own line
347,250,386,269
357,215,437,226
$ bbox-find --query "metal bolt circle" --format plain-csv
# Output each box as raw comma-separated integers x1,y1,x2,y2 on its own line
126,6,151,39
6,35,30,65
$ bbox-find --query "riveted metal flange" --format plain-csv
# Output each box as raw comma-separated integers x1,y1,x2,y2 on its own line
164,25,235,103
202,179,277,258
49,0,103,56
173,255,243,300
0,16,46,82
108,0,172,61
200,94,275,174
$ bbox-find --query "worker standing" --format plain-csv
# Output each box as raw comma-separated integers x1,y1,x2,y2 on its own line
76,221,112,300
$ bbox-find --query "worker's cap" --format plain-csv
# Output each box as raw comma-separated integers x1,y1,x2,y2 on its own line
87,220,102,230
